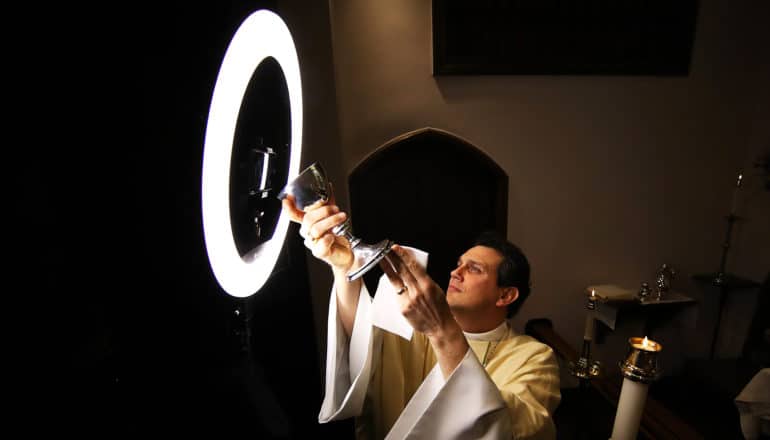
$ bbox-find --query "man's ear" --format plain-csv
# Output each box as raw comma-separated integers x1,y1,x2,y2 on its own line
496,287,519,307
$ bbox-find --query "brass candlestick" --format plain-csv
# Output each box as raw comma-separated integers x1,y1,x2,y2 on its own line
610,337,663,440
619,337,662,383
569,289,603,440
570,289,602,380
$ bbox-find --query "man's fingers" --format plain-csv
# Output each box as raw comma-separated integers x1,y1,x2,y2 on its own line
302,205,341,231
282,196,304,223
391,245,427,280
309,212,347,241
310,233,335,258
300,205,340,238
385,249,420,293
381,255,405,292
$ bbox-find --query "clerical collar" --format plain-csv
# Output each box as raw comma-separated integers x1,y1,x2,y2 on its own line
464,320,509,341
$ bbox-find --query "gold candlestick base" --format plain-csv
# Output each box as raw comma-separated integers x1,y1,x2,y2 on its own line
619,337,662,383
570,358,602,380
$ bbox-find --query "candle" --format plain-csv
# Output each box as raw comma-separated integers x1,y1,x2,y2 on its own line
585,289,598,341
631,336,661,352
610,337,663,440
572,288,602,380
611,378,649,440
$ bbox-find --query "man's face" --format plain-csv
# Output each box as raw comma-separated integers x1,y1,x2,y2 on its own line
446,245,505,314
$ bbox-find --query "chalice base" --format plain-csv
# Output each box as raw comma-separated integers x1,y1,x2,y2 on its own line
347,239,394,282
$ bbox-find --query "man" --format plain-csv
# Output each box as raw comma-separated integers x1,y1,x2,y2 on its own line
282,194,560,439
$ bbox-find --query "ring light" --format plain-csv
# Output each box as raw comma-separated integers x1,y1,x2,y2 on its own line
201,10,303,298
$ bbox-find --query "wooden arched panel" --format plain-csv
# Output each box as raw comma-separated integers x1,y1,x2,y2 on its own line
349,127,507,291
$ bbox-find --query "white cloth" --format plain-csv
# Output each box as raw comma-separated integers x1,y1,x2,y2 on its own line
735,368,770,439
386,348,512,440
318,278,376,421
318,247,512,439
370,247,429,340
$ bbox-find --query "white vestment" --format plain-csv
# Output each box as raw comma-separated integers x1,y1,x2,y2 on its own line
318,249,560,440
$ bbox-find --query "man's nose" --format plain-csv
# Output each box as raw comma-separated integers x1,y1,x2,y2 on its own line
450,265,464,280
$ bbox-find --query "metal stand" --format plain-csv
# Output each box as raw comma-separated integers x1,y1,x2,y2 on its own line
707,172,744,359
709,212,740,359
693,269,759,360
712,213,739,289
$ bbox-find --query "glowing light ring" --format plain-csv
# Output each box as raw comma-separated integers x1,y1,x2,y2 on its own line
201,10,303,298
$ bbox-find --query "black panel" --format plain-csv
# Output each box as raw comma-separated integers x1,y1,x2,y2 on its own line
230,57,291,256
433,0,699,75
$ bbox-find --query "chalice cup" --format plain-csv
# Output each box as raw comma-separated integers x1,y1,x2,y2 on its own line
277,162,393,281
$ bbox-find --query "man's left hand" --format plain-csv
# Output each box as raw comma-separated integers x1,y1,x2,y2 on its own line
381,245,454,337
382,244,470,378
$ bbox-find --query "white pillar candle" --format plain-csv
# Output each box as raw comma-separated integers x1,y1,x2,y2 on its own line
610,378,649,440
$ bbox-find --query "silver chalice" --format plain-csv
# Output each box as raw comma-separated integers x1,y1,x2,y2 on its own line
277,162,393,281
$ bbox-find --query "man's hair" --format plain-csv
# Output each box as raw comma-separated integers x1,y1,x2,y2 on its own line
472,231,531,318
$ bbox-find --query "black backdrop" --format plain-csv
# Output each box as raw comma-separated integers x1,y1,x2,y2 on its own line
39,2,353,438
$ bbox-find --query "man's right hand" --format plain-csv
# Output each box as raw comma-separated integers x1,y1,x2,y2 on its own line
282,192,361,337
281,195,354,272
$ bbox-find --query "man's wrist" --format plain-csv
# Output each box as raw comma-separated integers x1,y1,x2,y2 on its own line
427,319,469,378
332,265,352,280
427,320,468,353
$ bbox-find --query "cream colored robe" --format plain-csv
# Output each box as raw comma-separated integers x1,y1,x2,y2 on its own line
319,276,561,440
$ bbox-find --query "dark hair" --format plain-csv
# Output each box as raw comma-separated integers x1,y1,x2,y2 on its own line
472,231,531,318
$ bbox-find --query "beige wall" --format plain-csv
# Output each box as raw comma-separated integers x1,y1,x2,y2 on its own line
322,0,770,363
732,43,770,284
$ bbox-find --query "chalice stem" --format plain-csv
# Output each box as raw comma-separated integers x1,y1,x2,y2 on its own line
332,218,361,248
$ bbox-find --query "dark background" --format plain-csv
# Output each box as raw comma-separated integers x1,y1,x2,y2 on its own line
35,1,352,438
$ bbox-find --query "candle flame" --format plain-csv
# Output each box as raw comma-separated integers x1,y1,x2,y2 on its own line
642,336,650,347
591,289,596,297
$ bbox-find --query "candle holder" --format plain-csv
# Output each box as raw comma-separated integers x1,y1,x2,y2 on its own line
610,337,662,440
636,282,652,302
654,264,675,301
619,337,662,383
569,289,602,380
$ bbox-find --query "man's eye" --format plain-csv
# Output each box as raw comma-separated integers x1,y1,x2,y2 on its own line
469,266,481,273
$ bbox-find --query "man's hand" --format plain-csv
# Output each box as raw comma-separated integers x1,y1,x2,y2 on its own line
382,245,469,378
281,191,361,337
381,245,454,336
281,194,354,272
